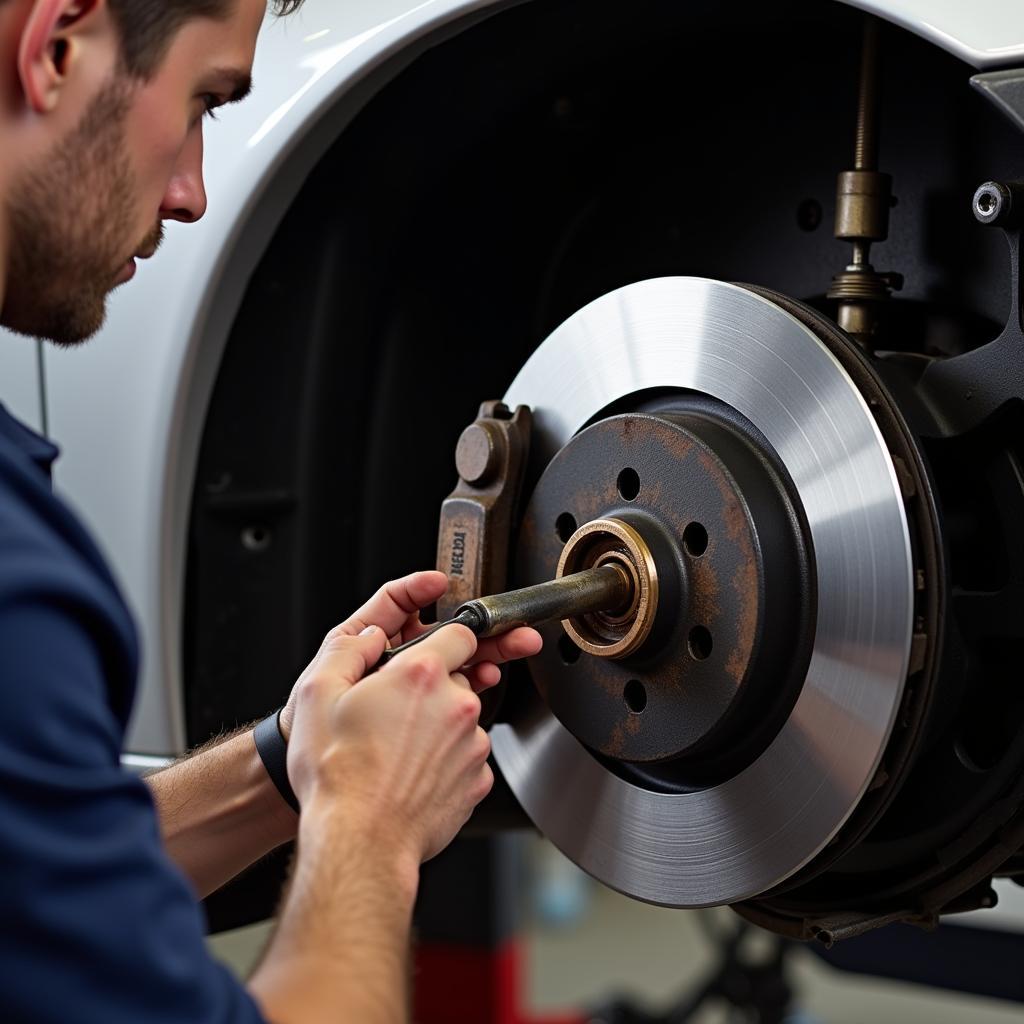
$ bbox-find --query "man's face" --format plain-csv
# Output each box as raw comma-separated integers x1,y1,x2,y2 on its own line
2,0,266,346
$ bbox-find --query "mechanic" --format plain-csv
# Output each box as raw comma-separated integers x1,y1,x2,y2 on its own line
0,1,543,1022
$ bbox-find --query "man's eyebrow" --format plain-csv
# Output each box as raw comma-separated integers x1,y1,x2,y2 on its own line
211,69,253,103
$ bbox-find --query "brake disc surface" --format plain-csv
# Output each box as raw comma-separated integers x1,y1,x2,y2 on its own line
491,277,914,907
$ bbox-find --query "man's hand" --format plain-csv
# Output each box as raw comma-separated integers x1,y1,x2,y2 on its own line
286,622,491,868
278,570,541,741
284,570,540,864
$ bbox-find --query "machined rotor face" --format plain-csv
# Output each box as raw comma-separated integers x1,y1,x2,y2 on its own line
491,277,914,907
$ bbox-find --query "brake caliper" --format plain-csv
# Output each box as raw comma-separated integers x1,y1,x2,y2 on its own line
435,401,531,725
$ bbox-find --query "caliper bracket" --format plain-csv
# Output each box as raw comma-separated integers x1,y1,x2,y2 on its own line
435,401,532,725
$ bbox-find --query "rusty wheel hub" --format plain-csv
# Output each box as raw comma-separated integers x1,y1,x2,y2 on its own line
517,405,813,773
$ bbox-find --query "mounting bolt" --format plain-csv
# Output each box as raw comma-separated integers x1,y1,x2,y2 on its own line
455,422,504,486
972,181,1024,227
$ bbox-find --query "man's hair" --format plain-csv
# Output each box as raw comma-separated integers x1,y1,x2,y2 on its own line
110,0,304,78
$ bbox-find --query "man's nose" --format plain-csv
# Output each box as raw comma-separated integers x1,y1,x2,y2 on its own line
160,130,208,224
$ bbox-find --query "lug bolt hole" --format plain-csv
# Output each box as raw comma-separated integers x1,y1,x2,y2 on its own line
623,679,647,714
688,625,713,661
683,522,709,557
617,468,641,501
556,512,577,543
241,526,272,553
558,634,582,665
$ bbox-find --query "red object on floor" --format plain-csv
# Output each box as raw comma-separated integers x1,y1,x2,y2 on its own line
414,941,587,1024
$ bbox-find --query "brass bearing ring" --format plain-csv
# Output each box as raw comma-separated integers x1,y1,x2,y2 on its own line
556,517,659,659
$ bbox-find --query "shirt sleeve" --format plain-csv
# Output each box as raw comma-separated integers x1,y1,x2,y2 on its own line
0,572,268,1023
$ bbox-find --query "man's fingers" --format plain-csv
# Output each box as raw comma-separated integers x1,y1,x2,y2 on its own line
309,625,389,694
388,622,478,675
345,571,449,639
463,627,542,693
466,662,502,693
472,627,543,667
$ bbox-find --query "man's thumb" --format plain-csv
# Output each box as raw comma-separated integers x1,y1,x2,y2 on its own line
314,623,389,686
356,624,389,670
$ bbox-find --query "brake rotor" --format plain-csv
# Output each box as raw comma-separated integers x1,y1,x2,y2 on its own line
491,277,915,907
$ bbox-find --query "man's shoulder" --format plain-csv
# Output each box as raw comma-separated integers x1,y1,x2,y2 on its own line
0,426,105,599
0,420,139,718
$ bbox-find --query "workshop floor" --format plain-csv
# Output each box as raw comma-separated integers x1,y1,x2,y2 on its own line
209,840,1024,1023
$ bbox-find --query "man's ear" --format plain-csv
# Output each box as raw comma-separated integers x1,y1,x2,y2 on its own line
17,0,107,114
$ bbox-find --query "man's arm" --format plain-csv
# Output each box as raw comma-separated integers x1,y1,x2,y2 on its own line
248,621,495,1024
247,794,420,1023
0,538,537,1023
150,572,538,901
146,728,297,899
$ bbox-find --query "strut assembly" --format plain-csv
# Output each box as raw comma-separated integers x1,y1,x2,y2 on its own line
826,16,902,345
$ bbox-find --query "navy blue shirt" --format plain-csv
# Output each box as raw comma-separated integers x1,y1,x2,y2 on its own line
0,404,265,1023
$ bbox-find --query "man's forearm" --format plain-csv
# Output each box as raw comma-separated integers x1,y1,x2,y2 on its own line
248,797,420,1024
146,727,297,898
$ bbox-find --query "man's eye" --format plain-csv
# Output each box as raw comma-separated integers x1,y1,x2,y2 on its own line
202,95,222,121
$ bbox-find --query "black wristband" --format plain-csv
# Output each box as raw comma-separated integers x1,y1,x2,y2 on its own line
253,709,300,814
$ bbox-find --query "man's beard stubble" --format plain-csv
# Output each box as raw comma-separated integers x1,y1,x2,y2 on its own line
3,77,156,347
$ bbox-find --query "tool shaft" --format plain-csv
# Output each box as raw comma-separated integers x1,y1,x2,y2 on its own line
376,565,631,666
456,564,631,638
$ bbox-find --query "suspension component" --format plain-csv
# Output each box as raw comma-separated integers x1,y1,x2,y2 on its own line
920,180,1024,434
826,16,902,344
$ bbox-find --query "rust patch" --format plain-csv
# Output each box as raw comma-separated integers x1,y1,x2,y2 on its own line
514,410,779,764
688,560,722,627
725,555,760,685
604,711,645,760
